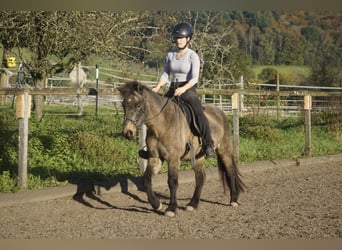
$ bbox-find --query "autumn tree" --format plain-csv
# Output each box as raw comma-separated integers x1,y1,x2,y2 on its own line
0,11,153,121
191,11,244,84
276,28,305,65
142,11,248,85
307,34,341,87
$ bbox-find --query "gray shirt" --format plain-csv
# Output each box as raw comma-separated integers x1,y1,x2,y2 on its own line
159,48,200,86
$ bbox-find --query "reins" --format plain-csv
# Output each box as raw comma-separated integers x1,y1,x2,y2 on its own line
123,91,174,125
142,94,173,124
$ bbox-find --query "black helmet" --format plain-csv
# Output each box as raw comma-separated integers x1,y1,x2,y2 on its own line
172,22,193,40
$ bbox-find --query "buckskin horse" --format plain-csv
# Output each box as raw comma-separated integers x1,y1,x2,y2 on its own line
117,81,245,217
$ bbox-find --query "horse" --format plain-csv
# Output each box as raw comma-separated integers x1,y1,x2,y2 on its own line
117,81,245,217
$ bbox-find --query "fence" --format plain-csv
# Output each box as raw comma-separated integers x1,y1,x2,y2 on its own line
2,65,341,117
0,65,342,188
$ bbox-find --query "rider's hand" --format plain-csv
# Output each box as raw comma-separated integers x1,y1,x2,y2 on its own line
152,85,160,93
174,86,186,96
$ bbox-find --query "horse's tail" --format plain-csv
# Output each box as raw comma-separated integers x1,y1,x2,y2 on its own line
218,152,246,201
231,155,246,194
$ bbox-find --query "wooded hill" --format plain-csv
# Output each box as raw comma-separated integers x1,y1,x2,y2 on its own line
1,11,341,86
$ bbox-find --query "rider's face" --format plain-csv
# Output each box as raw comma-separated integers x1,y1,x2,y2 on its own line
175,37,190,49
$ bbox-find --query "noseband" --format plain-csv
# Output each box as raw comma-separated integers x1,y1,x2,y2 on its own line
124,116,139,126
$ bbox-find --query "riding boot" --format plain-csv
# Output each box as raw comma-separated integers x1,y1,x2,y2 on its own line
204,144,216,158
138,149,149,159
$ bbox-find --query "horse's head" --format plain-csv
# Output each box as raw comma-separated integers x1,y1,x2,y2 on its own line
117,81,147,140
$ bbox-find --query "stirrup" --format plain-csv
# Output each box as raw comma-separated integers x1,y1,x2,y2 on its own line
204,145,216,158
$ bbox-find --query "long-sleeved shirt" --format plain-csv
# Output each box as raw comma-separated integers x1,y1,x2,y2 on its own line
159,48,200,86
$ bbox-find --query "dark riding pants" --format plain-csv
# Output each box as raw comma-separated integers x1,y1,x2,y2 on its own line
165,82,214,147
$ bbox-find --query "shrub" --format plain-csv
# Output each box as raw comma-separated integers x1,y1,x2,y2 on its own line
0,171,18,192
258,67,278,84
240,115,282,141
68,131,126,165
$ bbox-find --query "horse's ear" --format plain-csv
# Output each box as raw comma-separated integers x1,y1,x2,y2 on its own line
131,81,146,95
117,81,146,97
116,85,130,97
136,82,145,94
116,85,126,96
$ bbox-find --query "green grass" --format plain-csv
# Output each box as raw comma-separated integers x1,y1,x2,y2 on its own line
251,65,311,78
250,65,311,84
0,105,141,192
0,104,341,192
239,127,331,162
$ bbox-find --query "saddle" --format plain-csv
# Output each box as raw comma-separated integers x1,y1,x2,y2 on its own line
173,98,206,162
173,98,201,138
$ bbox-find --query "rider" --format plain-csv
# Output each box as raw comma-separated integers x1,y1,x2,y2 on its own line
152,22,216,158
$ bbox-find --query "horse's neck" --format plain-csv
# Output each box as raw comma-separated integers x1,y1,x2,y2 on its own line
144,92,189,135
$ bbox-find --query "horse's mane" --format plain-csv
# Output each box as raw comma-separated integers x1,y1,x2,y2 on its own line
119,80,161,98
119,81,173,106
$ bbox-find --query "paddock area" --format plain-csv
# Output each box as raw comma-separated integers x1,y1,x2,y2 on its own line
0,155,341,239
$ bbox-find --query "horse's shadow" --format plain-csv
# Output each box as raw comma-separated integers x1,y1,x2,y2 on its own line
72,175,230,214
71,176,154,214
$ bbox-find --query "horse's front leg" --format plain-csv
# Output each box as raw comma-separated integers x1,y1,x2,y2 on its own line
143,157,163,212
165,158,180,217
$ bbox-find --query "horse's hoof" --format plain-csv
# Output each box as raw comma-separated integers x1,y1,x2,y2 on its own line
156,203,163,211
185,205,194,211
152,166,161,175
230,202,239,207
165,211,175,217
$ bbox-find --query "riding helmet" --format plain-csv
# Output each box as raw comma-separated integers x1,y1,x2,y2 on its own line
172,22,193,40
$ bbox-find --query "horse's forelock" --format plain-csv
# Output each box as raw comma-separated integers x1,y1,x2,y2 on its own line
117,81,140,97
134,81,151,95
117,84,129,98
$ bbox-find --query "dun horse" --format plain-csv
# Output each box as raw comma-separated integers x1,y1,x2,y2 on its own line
117,81,245,217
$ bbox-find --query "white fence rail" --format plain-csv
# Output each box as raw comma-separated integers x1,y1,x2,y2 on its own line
3,65,342,117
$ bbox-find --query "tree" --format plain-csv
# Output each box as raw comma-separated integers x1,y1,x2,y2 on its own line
247,26,260,60
0,12,29,104
0,11,153,121
258,67,278,84
308,35,341,87
276,29,305,65
255,28,277,65
191,11,236,84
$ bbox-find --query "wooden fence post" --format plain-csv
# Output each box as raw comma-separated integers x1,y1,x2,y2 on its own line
16,91,31,189
276,73,280,119
95,64,99,117
239,76,244,115
77,62,83,115
304,95,312,157
232,93,240,163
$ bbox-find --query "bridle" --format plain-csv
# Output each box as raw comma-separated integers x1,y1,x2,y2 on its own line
143,96,172,124
123,116,139,126
123,94,173,126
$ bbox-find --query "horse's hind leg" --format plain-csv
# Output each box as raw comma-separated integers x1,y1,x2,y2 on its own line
185,157,205,211
143,157,163,211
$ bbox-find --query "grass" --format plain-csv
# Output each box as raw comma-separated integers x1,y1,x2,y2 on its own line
251,65,311,78
239,127,334,162
0,104,341,193
250,65,311,84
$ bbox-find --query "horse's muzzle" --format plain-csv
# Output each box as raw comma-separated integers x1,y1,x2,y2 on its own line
123,121,137,140
123,129,135,140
